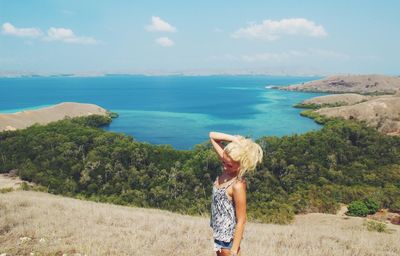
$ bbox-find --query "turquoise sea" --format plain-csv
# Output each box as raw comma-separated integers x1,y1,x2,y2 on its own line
0,75,327,150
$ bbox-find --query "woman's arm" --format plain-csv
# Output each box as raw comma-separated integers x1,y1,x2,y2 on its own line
209,131,238,159
230,180,247,255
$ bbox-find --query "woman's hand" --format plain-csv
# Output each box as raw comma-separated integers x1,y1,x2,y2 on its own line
209,131,238,143
209,132,238,159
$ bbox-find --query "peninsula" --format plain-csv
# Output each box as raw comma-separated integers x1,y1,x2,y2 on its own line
276,74,400,95
284,75,400,136
0,102,110,132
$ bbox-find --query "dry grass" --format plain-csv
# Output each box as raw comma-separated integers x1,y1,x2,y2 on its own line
0,174,27,190
1,190,399,256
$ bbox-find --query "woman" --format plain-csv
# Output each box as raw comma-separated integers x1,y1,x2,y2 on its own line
209,131,263,256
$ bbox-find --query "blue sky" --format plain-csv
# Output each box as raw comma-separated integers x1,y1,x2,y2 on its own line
0,0,399,75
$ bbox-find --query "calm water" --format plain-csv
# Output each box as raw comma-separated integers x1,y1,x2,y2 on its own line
0,75,327,150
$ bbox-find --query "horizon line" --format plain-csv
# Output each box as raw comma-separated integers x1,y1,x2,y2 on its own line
0,70,398,78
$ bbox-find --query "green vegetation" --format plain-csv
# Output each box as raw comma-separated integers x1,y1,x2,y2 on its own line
363,198,380,214
107,111,119,118
20,181,48,192
362,91,397,96
363,220,390,233
1,113,400,224
347,200,370,217
299,110,331,124
293,102,348,109
347,198,380,217
0,187,13,193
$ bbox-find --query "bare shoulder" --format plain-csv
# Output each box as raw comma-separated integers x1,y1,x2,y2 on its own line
233,178,247,191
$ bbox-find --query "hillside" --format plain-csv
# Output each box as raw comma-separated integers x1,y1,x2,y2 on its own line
277,75,400,94
0,99,400,255
298,93,374,107
1,113,400,226
1,180,399,256
296,93,400,136
316,95,400,136
0,102,109,132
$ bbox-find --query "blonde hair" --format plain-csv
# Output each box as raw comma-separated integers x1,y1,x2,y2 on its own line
223,135,263,178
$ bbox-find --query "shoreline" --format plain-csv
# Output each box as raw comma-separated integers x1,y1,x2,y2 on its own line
0,102,109,132
0,104,54,114
0,80,328,150
278,75,400,136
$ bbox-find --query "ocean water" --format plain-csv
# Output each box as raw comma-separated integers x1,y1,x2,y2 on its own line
0,75,327,150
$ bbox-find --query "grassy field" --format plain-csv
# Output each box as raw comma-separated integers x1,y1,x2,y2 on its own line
1,177,399,256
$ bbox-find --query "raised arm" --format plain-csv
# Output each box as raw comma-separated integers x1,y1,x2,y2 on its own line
209,131,238,159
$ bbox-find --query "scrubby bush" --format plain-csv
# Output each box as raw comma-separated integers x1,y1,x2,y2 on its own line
363,220,389,233
347,198,379,217
347,200,369,216
248,201,295,224
390,199,400,213
21,182,31,191
363,198,379,214
0,187,13,193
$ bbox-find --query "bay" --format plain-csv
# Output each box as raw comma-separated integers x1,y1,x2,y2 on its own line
0,75,327,150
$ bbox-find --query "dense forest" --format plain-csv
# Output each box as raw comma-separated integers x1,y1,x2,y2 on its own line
1,113,399,224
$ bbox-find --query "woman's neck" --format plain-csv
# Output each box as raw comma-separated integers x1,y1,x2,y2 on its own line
221,171,238,181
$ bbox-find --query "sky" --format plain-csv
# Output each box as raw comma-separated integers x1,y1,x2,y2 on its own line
0,0,399,76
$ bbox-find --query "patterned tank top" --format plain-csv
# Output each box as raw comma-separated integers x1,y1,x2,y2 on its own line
209,176,238,242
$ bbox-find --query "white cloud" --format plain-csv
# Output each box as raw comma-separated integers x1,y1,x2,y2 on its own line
155,37,174,47
232,18,327,41
1,22,42,37
44,27,98,44
1,22,97,45
146,16,176,32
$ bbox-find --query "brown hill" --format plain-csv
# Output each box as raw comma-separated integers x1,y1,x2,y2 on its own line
0,102,109,132
278,75,400,94
300,93,374,106
314,95,400,135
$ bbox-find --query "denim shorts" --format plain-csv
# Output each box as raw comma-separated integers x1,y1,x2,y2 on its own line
213,238,233,252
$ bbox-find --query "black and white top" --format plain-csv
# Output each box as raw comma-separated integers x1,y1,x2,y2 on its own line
209,176,238,242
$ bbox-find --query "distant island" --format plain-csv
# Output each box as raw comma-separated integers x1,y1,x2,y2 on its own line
276,74,400,95
275,75,400,136
0,102,110,132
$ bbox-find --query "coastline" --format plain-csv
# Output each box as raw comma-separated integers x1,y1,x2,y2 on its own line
277,75,400,136
0,102,109,132
0,75,344,149
275,74,400,95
